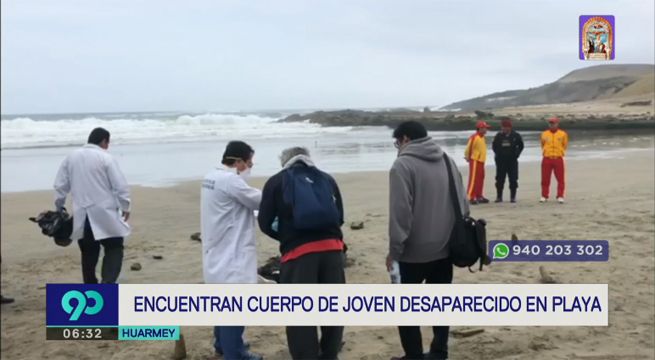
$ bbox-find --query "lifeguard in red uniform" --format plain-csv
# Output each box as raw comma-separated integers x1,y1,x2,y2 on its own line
540,117,569,203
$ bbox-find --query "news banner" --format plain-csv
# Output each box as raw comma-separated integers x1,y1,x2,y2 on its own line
46,240,609,341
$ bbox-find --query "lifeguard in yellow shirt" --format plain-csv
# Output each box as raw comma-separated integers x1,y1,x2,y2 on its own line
464,120,491,204
540,117,569,203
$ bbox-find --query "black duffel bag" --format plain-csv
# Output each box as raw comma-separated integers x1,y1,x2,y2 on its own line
443,154,491,271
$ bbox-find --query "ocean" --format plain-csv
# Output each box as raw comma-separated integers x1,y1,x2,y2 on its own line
1,112,652,192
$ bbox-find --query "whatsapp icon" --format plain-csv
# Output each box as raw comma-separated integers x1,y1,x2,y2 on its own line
493,243,510,260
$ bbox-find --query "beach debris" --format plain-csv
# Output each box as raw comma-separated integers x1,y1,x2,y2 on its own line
152,255,163,260
173,333,187,360
452,328,485,338
538,266,557,284
190,232,201,241
350,221,364,230
365,213,384,218
130,262,142,271
258,256,281,283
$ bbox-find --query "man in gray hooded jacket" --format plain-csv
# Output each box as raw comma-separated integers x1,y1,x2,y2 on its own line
387,121,469,360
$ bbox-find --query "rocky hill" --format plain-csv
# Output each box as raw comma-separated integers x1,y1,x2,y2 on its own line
279,64,654,131
440,64,654,111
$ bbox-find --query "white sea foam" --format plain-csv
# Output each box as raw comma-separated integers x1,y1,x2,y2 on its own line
0,113,353,149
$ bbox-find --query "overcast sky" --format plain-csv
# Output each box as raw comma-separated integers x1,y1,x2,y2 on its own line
1,0,653,114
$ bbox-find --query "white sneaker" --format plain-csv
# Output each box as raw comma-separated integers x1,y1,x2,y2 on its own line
539,197,547,203
557,197,565,204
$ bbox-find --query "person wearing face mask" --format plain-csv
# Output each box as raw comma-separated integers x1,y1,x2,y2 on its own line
388,121,469,360
200,141,263,360
258,147,345,360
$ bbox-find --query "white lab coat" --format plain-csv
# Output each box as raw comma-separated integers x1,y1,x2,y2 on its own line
201,167,262,284
54,144,131,241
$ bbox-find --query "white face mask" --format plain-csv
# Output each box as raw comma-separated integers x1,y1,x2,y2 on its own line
238,167,252,181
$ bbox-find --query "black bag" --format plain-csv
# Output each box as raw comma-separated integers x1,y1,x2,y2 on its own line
443,154,491,271
29,209,73,247
282,164,341,230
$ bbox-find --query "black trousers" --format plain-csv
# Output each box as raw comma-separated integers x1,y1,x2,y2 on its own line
495,157,519,195
398,258,453,360
280,251,346,360
78,218,124,284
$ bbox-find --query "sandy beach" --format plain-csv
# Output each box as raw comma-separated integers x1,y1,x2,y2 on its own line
1,148,654,360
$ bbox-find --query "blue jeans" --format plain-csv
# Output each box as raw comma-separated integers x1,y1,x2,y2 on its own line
214,326,246,360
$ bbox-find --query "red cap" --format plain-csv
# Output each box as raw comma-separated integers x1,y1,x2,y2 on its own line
548,117,560,124
476,120,491,129
501,119,512,128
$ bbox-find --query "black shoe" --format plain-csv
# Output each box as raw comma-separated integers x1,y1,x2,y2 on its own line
469,199,479,205
1,295,14,304
494,198,503,203
477,197,490,204
510,198,516,203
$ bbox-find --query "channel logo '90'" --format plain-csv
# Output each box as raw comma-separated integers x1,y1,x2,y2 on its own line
46,284,118,326
61,290,104,321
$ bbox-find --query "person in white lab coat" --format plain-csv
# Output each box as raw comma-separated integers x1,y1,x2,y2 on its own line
54,128,130,284
201,141,263,360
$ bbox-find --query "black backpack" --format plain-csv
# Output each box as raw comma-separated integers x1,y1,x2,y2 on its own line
443,154,491,271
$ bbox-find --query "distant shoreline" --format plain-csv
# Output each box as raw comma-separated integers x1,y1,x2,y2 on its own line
279,109,655,131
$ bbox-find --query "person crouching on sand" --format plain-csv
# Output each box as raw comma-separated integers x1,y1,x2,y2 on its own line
258,147,346,360
201,141,263,360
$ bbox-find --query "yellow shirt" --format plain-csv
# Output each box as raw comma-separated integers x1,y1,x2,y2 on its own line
541,129,569,158
465,133,487,163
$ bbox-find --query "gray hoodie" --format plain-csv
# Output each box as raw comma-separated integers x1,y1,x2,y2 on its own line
389,136,470,263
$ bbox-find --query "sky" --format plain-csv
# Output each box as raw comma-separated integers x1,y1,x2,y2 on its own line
1,0,653,114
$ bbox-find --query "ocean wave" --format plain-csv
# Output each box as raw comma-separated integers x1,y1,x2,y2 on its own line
0,113,353,149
